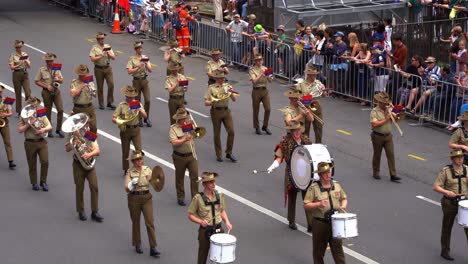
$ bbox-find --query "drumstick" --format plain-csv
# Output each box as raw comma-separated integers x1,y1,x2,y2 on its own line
252,169,268,174
339,208,348,213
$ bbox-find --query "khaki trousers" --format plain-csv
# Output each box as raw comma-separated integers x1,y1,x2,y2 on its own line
168,96,185,125
41,89,63,131
0,122,13,161
132,79,151,118
287,186,313,227
304,101,323,143
120,127,142,171
73,159,99,213
440,198,468,255
128,192,157,248
94,66,115,107
24,140,48,184
371,132,396,177
73,105,97,133
172,153,198,200
210,108,235,157
251,88,271,129
197,226,224,264
12,71,31,113
311,218,346,264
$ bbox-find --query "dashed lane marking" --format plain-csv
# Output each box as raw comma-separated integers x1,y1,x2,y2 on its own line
408,154,426,161
150,63,158,67
416,196,441,207
186,76,195,81
24,44,46,54
87,38,95,43
155,97,209,118
337,129,352,135
116,50,123,54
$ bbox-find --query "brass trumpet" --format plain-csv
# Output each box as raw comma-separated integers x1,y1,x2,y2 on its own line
297,100,324,125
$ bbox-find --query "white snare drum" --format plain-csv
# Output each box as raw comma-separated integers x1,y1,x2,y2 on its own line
457,200,468,227
209,233,237,263
290,144,333,190
332,213,358,239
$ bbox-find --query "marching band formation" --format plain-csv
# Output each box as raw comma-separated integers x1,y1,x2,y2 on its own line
0,31,467,263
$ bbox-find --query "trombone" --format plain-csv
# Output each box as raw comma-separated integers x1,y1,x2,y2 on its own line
186,112,206,160
387,103,404,137
297,100,324,125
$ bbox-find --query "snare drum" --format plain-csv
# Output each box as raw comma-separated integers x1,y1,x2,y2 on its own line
290,144,333,190
332,213,358,239
457,200,468,227
209,233,237,263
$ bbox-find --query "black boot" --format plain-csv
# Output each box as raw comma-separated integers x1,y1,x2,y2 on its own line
40,182,49,192
145,118,152,127
262,127,272,135
91,211,104,222
78,212,87,221
32,184,40,191
8,160,16,170
56,130,64,138
150,247,161,257
135,245,143,254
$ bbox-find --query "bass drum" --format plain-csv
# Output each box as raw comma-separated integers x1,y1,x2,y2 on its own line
290,144,333,190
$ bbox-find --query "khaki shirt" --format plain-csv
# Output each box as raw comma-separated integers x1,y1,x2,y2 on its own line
165,74,187,96
0,97,12,117
34,66,63,86
71,79,93,105
434,165,468,193
370,106,391,134
8,51,30,71
19,115,50,140
282,105,305,133
126,55,148,78
295,79,322,101
449,128,468,146
249,66,268,88
206,59,226,76
204,83,232,108
113,101,143,126
89,44,113,66
169,123,193,153
165,50,182,64
304,181,347,218
125,165,152,192
188,192,226,225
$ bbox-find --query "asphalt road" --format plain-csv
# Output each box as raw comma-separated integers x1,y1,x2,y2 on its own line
0,1,467,263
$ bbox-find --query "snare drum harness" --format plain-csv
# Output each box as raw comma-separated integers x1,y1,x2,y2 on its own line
318,181,336,223
200,190,221,227
445,165,467,204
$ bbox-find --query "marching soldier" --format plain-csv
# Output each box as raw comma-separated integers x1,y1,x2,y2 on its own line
112,85,147,175
281,88,314,134
70,64,98,133
204,70,237,162
295,66,325,143
65,114,103,222
126,41,153,127
249,54,272,135
164,39,185,76
166,63,188,124
304,162,348,264
169,108,199,206
188,172,233,264
125,150,161,258
34,52,65,138
206,48,229,85
370,92,401,182
0,86,16,169
17,97,52,191
448,111,468,165
266,120,313,231
433,149,468,261
89,32,116,110
8,40,32,115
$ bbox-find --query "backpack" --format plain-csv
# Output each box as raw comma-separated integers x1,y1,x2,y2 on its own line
171,11,182,30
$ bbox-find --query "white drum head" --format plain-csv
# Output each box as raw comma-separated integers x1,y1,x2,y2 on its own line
290,144,333,190
210,234,237,244
459,200,468,209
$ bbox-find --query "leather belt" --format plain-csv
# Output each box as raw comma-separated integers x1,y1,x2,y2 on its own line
372,131,390,136
94,64,110,69
443,196,459,201
126,124,139,128
212,107,228,110
173,151,192,157
133,76,147,81
170,95,184,99
200,223,222,229
253,86,266,90
313,217,330,223
25,138,44,142
130,190,149,195
74,103,92,108
13,69,26,72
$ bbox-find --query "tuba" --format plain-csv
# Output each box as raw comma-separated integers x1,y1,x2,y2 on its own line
62,113,96,170
115,101,141,131
21,104,48,138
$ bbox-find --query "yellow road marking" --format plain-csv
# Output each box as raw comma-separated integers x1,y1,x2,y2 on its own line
186,76,195,81
408,154,426,161
116,50,124,54
150,63,158,67
336,129,352,135
86,38,95,43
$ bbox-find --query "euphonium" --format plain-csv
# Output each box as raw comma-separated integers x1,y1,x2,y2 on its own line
20,104,48,138
88,82,96,97
62,113,95,170
52,82,60,88
0,119,5,128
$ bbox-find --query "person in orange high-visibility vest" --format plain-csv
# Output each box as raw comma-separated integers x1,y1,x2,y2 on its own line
176,4,196,55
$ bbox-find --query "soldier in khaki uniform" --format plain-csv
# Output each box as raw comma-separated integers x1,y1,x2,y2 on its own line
166,63,188,124
0,86,16,169
164,39,185,76
89,32,116,110
206,48,229,85
17,97,52,191
370,92,401,182
448,111,468,165
267,120,313,231
169,108,199,206
125,151,161,258
34,52,65,138
188,172,233,264
112,85,147,175
295,66,325,143
249,54,272,135
433,149,468,261
70,64,98,133
281,88,314,134
126,41,153,127
8,40,32,115
204,70,237,162
65,115,103,222
304,162,347,264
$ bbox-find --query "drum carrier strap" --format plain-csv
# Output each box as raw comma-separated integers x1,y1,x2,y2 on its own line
200,190,220,226
448,165,465,195
318,181,336,223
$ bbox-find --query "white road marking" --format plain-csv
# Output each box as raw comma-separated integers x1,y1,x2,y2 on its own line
24,44,46,54
156,97,209,118
4,44,380,264
416,195,441,207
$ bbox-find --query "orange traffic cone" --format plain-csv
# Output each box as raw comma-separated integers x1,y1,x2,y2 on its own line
111,5,122,34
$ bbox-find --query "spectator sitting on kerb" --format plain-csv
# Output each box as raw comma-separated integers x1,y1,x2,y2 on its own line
396,54,424,110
